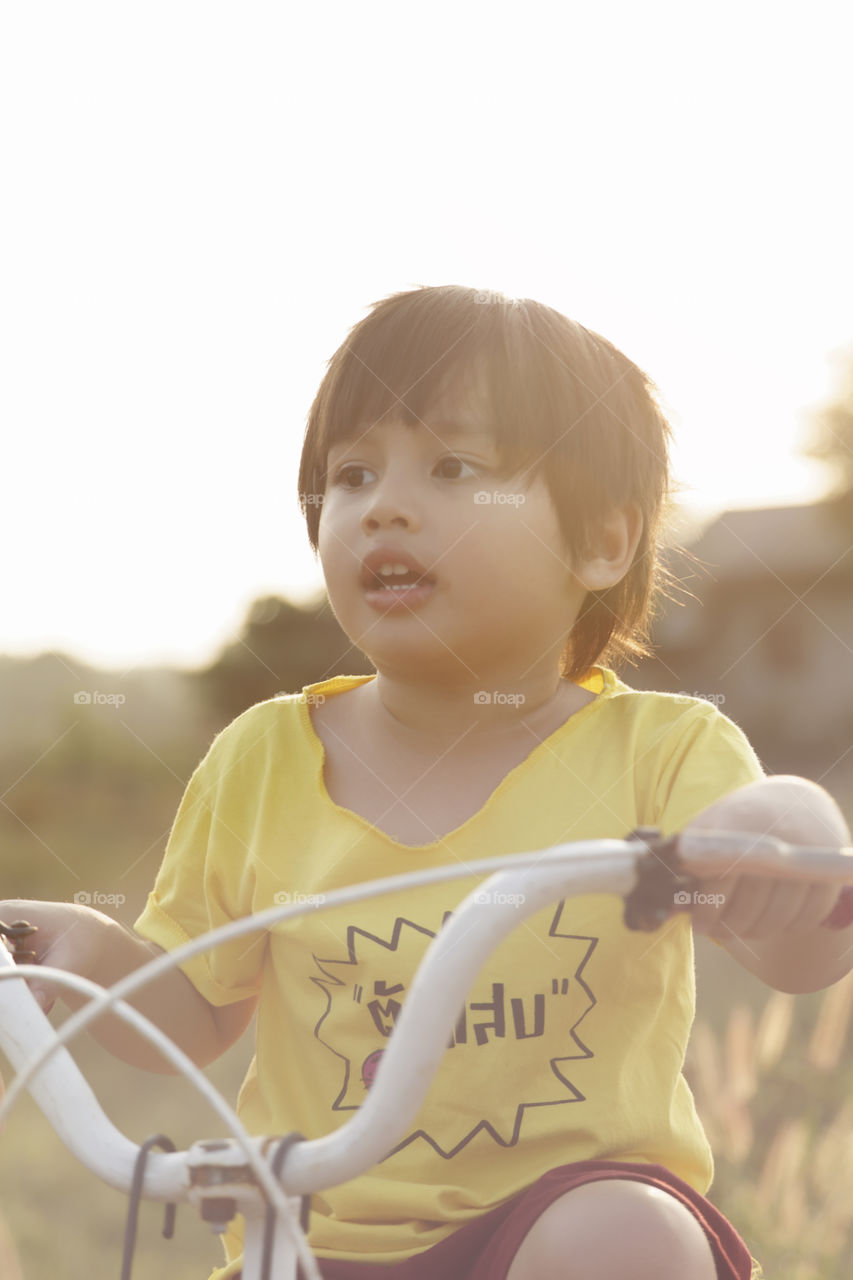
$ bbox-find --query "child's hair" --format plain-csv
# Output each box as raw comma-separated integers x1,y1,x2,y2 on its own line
298,284,673,680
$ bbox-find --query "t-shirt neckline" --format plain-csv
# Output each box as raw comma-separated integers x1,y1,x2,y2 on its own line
296,670,617,851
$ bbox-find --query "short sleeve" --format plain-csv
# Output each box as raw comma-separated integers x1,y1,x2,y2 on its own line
653,704,765,836
134,729,267,1007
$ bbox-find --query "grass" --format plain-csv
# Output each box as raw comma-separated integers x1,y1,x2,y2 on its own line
688,970,853,1279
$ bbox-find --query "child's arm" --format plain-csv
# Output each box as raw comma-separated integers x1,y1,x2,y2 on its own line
0,899,256,1072
680,776,853,993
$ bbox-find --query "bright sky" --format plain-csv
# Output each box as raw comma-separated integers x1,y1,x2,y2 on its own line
3,2,852,670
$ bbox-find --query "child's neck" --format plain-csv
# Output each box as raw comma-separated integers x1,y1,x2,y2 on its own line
360,672,594,749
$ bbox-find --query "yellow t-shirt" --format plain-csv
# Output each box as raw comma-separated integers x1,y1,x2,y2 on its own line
134,669,764,1276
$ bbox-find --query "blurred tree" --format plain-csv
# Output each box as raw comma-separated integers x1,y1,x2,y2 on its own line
0,597,374,898
195,593,373,726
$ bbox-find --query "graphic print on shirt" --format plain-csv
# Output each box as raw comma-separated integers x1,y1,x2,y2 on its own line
311,901,598,1158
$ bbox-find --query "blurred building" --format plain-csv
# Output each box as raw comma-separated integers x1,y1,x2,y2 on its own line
632,501,853,783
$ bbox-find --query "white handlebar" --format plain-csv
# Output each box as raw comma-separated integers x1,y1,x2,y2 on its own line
0,944,188,1197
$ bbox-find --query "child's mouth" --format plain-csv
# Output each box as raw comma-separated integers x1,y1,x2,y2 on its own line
363,571,436,611
359,552,437,612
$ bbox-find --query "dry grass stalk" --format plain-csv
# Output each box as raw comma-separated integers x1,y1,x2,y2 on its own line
754,990,795,1071
811,1099,853,1193
808,1100,853,1255
756,1118,809,1222
718,1093,753,1165
779,1158,808,1241
726,1004,757,1103
0,1212,24,1280
808,968,853,1073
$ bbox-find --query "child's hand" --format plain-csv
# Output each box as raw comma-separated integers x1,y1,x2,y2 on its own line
679,776,851,944
0,899,105,1013
686,864,839,941
1,898,236,1070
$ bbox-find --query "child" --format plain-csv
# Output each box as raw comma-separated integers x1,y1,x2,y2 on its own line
4,285,852,1280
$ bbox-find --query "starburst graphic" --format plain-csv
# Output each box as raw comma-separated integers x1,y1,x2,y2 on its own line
310,903,598,1159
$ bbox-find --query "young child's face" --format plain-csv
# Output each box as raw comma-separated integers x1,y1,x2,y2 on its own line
317,405,592,685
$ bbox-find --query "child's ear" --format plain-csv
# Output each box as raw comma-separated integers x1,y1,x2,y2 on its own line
572,504,643,591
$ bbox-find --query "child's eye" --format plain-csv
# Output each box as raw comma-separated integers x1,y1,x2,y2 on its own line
433,455,482,480
330,463,376,490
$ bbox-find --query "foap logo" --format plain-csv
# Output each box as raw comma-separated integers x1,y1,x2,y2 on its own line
304,693,326,707
473,491,526,507
473,890,526,908
73,890,127,907
274,890,326,907
298,493,325,513
676,691,726,707
674,890,726,908
474,691,526,707
73,691,126,707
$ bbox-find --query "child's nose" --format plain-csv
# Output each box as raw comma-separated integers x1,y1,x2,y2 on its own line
360,473,423,532
361,501,420,533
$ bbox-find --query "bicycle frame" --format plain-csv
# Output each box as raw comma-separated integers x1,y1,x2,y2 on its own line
1,829,852,1280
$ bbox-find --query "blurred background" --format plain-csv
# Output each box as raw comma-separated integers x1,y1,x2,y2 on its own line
2,2,853,1277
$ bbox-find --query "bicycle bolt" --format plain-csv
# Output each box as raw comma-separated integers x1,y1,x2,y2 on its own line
0,920,38,964
200,1196,237,1233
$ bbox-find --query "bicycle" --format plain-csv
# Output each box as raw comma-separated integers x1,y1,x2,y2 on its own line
1,827,852,1280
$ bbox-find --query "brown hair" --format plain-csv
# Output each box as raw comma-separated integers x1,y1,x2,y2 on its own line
298,285,673,680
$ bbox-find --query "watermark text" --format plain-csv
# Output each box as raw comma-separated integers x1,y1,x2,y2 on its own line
675,691,726,707
274,890,326,907
474,691,526,707
674,890,726,908
73,890,127,907
473,891,526,908
474,490,526,506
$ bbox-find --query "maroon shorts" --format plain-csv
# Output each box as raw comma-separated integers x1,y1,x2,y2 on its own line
286,1161,756,1280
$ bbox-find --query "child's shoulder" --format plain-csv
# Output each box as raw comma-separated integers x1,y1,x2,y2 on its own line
591,668,733,729
198,674,375,771
595,669,762,782
590,669,762,774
